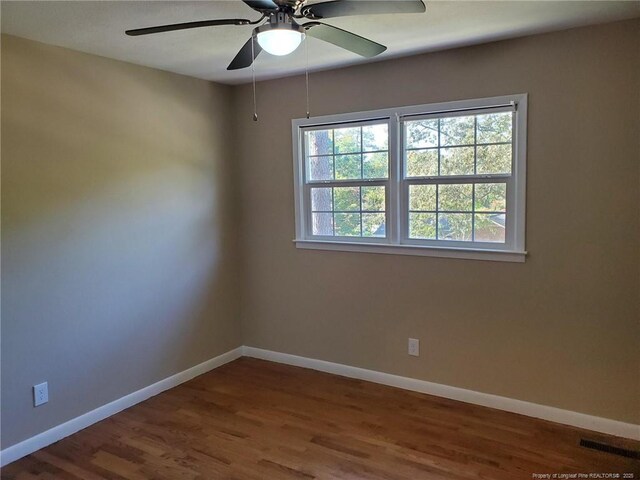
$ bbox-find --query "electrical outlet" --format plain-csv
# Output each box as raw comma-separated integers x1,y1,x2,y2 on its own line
33,382,48,407
408,338,420,357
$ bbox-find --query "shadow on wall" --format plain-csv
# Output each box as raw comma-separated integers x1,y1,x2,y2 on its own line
1,36,240,448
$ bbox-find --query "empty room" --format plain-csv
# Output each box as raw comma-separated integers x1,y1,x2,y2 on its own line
1,0,639,478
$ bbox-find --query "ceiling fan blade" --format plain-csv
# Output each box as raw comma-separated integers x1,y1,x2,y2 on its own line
242,0,279,12
227,36,262,70
304,22,386,58
302,0,425,19
126,19,251,36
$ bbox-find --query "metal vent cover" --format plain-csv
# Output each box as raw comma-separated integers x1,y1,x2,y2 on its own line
579,438,640,460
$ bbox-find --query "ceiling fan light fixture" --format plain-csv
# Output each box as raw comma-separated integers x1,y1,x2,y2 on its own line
257,28,304,56
125,0,427,69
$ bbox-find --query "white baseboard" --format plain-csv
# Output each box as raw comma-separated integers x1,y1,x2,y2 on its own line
3,345,638,468
0,346,243,467
242,346,640,441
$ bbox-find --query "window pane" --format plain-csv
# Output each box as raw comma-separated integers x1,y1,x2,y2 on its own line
477,144,512,174
475,213,506,242
306,129,333,156
363,152,388,179
303,105,519,248
311,187,333,212
409,213,436,239
405,119,438,148
334,127,360,154
334,187,360,211
362,186,385,212
440,147,474,176
406,149,438,177
335,213,361,236
438,213,472,241
477,112,512,144
312,213,334,236
335,154,362,180
311,187,386,238
362,213,385,237
474,183,506,212
363,124,388,151
409,185,436,211
439,184,472,211
308,155,333,181
440,116,474,146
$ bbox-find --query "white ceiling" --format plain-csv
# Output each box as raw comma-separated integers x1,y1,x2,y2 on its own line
2,1,639,85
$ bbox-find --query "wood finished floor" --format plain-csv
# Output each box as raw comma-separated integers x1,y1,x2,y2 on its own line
2,357,639,479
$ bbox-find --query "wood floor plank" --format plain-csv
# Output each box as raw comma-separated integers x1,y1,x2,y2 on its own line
2,358,639,479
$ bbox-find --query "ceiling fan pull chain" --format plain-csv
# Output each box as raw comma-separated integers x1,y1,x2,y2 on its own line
305,36,310,119
252,33,258,122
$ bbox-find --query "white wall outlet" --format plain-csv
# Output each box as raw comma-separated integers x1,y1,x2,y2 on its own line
408,338,420,357
33,382,48,407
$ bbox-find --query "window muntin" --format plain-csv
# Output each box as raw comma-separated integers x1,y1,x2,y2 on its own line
306,123,389,182
403,111,513,178
303,121,390,240
402,109,513,246
310,186,386,237
293,95,527,261
407,182,507,242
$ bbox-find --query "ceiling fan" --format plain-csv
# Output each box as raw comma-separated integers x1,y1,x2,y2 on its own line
125,0,426,70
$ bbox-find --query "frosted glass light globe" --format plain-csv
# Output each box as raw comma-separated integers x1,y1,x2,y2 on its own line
257,29,304,56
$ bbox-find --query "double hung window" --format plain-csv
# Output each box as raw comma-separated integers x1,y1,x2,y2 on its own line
292,95,527,262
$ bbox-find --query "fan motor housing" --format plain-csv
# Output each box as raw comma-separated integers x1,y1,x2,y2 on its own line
275,0,305,12
270,11,293,26
256,11,304,35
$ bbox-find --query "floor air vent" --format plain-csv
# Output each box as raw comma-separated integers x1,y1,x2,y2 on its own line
579,439,640,459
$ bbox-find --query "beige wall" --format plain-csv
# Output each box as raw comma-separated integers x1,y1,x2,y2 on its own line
1,35,242,448
234,19,640,424
1,19,638,452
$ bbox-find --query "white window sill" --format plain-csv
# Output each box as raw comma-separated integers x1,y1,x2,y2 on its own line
294,239,527,263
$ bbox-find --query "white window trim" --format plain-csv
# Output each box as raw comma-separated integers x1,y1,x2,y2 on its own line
292,94,528,263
